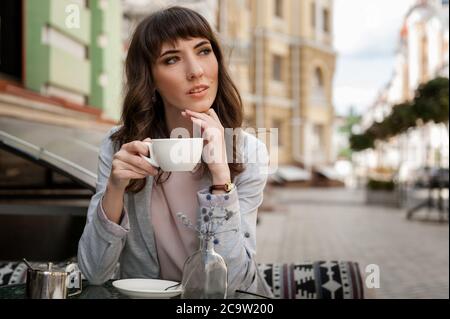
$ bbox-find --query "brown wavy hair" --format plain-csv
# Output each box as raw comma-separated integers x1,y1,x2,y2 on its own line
111,6,245,193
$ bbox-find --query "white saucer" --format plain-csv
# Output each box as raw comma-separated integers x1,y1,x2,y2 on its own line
112,279,182,299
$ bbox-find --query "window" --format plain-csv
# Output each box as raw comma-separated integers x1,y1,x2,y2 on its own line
272,55,283,82
314,67,324,87
311,2,316,28
323,8,330,33
0,0,23,81
311,125,325,162
272,119,284,147
275,0,283,18
419,31,429,82
71,0,88,8
311,67,327,106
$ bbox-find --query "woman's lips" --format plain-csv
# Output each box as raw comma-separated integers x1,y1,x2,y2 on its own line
187,87,209,98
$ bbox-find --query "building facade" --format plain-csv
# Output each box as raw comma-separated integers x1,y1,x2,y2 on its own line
0,0,123,121
358,0,449,179
220,0,336,167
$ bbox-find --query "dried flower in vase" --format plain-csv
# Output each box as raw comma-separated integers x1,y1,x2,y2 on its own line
176,199,238,240
176,196,239,299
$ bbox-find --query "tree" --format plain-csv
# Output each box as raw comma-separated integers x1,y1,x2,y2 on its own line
339,107,362,158
389,103,417,133
413,77,449,124
350,132,375,152
350,77,449,152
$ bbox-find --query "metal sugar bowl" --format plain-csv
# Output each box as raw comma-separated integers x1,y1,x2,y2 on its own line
25,261,82,299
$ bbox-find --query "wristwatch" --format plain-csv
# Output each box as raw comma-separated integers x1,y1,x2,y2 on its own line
209,181,235,193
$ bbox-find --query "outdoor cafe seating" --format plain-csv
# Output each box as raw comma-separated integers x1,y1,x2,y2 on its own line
0,118,365,299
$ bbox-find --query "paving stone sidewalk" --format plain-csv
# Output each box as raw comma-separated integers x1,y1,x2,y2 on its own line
256,187,449,299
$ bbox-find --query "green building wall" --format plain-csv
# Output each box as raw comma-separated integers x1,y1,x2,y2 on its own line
90,0,123,121
25,0,122,121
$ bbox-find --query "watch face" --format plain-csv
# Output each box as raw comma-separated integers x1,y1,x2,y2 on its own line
225,183,234,192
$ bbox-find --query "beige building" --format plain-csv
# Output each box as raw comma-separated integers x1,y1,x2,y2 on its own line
219,0,336,167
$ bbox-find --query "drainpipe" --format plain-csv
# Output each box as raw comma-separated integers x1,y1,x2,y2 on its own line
254,27,265,130
291,44,304,165
290,0,310,171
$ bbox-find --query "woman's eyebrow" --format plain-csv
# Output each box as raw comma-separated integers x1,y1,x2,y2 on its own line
159,40,211,58
193,40,211,49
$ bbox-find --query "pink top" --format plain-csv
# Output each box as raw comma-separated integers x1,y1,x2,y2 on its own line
150,166,205,281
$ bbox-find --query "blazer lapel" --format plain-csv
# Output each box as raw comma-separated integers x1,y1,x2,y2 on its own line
129,176,160,269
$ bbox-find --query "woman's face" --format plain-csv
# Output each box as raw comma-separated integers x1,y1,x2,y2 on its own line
152,37,219,114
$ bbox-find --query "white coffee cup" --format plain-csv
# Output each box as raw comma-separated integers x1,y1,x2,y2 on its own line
141,138,204,172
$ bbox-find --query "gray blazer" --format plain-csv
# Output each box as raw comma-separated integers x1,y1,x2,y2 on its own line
77,127,273,298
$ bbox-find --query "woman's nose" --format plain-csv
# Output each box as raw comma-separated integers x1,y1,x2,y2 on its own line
186,61,204,80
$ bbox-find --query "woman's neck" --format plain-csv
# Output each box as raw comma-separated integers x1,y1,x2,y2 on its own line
164,104,194,138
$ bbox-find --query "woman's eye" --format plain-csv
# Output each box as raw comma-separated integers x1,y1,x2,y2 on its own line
200,48,212,55
164,57,178,65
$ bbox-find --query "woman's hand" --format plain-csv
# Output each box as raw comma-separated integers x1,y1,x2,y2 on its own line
108,138,159,192
182,108,231,184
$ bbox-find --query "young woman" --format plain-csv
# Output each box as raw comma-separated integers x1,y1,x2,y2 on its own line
78,6,272,298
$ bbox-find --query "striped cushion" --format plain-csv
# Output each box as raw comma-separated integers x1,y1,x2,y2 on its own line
257,261,364,299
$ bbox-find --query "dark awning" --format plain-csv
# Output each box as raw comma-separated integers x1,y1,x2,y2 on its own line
0,117,112,191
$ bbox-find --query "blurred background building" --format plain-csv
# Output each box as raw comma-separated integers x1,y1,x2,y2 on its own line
0,0,123,122
356,0,449,181
218,0,336,169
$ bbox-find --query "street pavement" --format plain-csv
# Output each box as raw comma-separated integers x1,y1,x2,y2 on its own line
256,186,449,299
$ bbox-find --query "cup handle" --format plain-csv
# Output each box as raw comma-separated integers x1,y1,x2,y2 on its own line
142,141,160,168
65,263,82,297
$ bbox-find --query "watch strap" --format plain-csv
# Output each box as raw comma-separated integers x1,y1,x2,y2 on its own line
209,182,234,193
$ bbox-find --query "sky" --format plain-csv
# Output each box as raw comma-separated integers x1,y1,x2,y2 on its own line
333,0,416,116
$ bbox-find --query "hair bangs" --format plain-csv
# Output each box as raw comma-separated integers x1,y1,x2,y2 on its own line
146,6,214,64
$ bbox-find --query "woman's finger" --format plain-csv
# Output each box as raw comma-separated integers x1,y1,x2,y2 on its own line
116,160,152,176
122,140,149,156
207,109,221,123
185,109,213,124
115,169,147,180
115,152,158,175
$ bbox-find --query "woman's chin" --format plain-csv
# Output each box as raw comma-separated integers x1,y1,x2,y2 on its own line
186,104,213,113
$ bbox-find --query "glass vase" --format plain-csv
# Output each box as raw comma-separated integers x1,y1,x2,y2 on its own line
181,235,227,299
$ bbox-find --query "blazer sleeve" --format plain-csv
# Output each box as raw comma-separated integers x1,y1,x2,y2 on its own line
196,136,269,296
77,127,130,285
